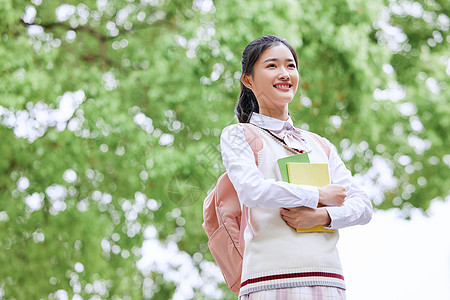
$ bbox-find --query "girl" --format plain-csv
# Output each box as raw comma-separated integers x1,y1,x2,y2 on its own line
220,35,372,299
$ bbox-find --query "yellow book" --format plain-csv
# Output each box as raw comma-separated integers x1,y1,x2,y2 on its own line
286,163,336,233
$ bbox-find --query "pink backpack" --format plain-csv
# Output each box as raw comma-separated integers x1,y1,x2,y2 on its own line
202,123,330,294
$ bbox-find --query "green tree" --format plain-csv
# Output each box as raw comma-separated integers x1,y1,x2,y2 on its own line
0,0,448,298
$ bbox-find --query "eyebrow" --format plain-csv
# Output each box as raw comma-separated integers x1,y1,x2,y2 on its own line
262,58,295,63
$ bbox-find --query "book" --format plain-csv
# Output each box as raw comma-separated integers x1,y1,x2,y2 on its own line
276,153,310,182
277,156,336,233
286,163,330,187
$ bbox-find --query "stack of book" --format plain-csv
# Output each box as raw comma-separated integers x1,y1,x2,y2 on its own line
277,153,336,233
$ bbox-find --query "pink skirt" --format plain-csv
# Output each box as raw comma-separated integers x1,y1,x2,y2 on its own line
239,286,346,300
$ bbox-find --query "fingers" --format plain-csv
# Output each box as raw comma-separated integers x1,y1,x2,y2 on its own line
280,212,296,228
280,207,311,224
280,206,324,229
285,221,296,229
279,208,294,221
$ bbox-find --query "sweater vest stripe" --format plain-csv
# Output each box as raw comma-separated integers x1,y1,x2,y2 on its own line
241,271,345,287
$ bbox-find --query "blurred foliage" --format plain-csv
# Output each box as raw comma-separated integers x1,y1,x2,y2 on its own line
0,0,448,298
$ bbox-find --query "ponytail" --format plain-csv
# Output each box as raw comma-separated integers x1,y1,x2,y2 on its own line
234,84,259,123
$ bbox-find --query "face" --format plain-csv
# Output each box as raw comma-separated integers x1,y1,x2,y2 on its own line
242,44,299,119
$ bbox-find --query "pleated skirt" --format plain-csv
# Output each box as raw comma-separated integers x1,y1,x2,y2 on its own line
239,286,346,300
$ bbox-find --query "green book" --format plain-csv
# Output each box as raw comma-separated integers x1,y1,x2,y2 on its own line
277,153,310,182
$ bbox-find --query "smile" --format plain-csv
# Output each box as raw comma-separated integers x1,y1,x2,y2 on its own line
273,84,292,90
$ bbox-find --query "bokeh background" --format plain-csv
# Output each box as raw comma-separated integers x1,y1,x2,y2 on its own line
0,0,448,299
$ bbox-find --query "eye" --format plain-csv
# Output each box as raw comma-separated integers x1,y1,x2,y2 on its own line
288,63,296,68
267,63,276,68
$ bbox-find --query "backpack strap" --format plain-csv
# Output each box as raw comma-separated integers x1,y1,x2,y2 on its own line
238,123,263,163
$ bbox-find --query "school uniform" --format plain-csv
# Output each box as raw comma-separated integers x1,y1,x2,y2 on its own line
220,113,372,299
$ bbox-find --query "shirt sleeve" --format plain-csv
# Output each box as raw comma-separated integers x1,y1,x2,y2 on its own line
220,124,319,209
323,141,373,229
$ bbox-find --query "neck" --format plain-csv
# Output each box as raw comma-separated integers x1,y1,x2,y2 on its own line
258,105,289,121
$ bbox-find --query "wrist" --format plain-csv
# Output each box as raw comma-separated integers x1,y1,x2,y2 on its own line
319,208,331,227
317,187,323,206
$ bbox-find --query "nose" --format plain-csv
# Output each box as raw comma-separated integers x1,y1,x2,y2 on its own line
278,66,290,80
278,71,289,81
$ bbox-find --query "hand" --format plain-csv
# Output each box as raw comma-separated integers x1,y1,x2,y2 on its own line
318,184,346,207
280,207,331,230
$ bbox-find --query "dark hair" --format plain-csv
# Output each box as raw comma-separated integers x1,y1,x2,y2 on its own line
234,35,299,123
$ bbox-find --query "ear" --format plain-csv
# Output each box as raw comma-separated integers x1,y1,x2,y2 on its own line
241,74,253,90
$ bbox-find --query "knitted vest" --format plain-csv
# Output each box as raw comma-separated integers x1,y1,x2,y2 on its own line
239,128,345,297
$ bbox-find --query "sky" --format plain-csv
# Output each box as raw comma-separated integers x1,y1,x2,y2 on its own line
339,198,450,300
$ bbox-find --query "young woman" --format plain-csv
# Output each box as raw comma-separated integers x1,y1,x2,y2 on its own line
220,35,372,299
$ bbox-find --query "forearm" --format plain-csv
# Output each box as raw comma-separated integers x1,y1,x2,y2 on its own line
325,141,373,229
324,197,372,229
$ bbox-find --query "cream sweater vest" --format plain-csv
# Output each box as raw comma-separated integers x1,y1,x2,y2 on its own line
239,128,345,297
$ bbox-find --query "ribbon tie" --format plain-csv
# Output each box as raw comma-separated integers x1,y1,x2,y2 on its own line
271,122,312,153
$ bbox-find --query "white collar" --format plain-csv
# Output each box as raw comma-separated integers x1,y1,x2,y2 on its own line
248,112,312,153
249,112,295,131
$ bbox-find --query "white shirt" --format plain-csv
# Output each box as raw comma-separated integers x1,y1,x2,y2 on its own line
220,113,372,229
